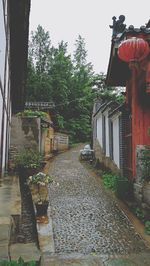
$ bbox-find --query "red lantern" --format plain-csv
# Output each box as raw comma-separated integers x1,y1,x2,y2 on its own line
118,37,150,62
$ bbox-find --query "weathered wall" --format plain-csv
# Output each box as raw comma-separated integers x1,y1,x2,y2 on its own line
42,127,54,157
93,139,121,175
10,116,40,153
134,145,150,213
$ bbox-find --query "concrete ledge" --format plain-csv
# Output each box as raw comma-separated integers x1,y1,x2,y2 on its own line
0,175,21,259
10,243,41,262
0,245,9,260
0,175,21,217
29,176,55,256
41,253,104,266
36,206,55,254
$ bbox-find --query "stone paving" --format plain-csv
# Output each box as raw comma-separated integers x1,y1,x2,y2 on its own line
48,145,150,265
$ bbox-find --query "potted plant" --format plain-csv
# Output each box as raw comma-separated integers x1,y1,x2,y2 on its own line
15,148,44,182
28,172,53,217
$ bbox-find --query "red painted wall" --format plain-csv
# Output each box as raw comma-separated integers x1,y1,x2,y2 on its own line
127,61,150,178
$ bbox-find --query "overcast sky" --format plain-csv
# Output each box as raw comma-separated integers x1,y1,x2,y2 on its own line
29,0,150,74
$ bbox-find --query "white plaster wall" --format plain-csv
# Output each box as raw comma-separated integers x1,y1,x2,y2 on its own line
0,0,11,175
0,0,5,130
104,110,109,157
0,0,6,88
96,114,102,146
2,111,7,169
113,116,120,168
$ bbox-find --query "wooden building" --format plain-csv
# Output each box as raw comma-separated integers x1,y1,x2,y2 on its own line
106,16,150,207
0,0,30,177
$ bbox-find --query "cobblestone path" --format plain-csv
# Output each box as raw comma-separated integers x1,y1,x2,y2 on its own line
48,145,150,264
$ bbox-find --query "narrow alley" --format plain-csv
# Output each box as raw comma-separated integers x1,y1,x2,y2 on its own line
41,145,150,265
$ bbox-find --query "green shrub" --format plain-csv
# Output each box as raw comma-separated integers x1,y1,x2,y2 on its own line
144,220,150,235
17,110,47,118
102,172,133,200
102,172,118,192
15,149,43,169
0,257,36,266
133,207,145,222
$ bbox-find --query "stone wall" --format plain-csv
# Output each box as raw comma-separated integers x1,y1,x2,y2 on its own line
9,116,40,170
134,145,150,214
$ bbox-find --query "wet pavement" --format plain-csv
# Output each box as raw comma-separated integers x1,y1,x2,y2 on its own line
46,145,150,265
0,175,40,261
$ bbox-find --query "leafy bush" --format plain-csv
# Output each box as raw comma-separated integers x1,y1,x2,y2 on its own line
102,172,133,200
144,220,150,235
0,257,36,266
15,149,43,169
133,207,145,222
102,172,118,192
17,109,47,118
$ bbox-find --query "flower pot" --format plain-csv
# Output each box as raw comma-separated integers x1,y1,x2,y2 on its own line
35,201,49,217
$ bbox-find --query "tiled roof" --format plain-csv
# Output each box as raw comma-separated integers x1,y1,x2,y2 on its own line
125,25,150,34
93,100,119,117
106,19,150,86
108,103,125,118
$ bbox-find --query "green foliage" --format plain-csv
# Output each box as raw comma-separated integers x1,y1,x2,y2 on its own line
144,220,150,235
92,73,125,104
134,207,145,221
0,257,36,266
16,109,47,118
102,172,132,199
102,172,118,191
15,149,43,169
131,208,150,235
56,114,65,129
27,26,123,143
28,172,53,185
29,25,51,74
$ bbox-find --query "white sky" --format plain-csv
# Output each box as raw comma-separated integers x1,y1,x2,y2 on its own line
29,0,150,74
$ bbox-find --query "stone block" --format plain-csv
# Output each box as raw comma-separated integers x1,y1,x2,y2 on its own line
143,181,150,207
10,243,41,262
133,182,143,203
0,245,9,259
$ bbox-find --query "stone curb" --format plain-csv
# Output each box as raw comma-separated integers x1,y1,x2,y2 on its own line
36,205,55,255
0,176,21,260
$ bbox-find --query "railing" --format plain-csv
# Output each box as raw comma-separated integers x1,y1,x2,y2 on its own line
25,102,55,109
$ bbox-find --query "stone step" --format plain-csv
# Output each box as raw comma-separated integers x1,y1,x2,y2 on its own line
41,254,104,266
0,222,10,259
40,252,150,266
9,243,41,262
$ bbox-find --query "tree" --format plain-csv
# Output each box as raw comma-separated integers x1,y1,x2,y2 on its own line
64,35,95,142
48,41,73,112
29,25,51,74
27,27,114,143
